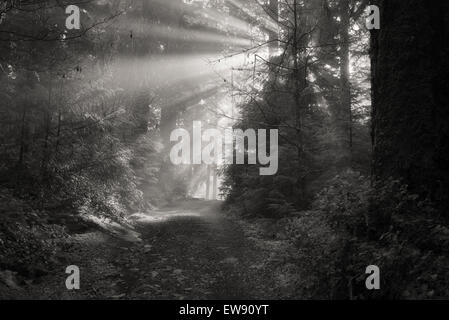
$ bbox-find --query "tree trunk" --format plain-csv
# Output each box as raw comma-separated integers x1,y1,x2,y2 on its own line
41,83,52,179
18,106,27,166
371,0,449,206
292,0,309,204
205,165,211,200
268,0,279,57
339,0,352,166
212,165,217,200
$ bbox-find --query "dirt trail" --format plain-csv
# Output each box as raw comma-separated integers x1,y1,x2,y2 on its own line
118,200,273,299
21,200,277,299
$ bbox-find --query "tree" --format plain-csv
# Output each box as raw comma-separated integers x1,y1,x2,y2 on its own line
338,0,352,165
370,0,449,207
222,0,371,213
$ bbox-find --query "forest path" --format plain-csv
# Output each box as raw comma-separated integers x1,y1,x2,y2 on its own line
15,200,286,300
109,200,274,299
20,200,279,299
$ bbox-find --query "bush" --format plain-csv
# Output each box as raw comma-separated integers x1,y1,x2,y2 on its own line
0,189,68,277
296,172,449,299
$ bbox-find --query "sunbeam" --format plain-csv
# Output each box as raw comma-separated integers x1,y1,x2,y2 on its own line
227,0,279,33
117,19,253,48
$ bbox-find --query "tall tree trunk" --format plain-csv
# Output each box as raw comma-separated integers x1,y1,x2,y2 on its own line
55,108,61,154
205,165,211,200
268,0,279,57
292,0,309,204
18,106,27,166
371,0,449,206
40,83,52,208
212,165,217,200
41,83,52,179
339,0,352,166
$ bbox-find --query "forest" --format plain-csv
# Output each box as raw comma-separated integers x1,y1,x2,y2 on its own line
0,0,449,300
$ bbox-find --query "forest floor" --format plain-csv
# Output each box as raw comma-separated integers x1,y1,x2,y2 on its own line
1,200,298,299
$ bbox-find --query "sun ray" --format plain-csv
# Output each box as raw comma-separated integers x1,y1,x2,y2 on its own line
116,19,253,48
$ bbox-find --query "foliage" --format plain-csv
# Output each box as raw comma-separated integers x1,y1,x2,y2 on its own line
0,189,68,277
222,0,372,217
281,172,449,299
